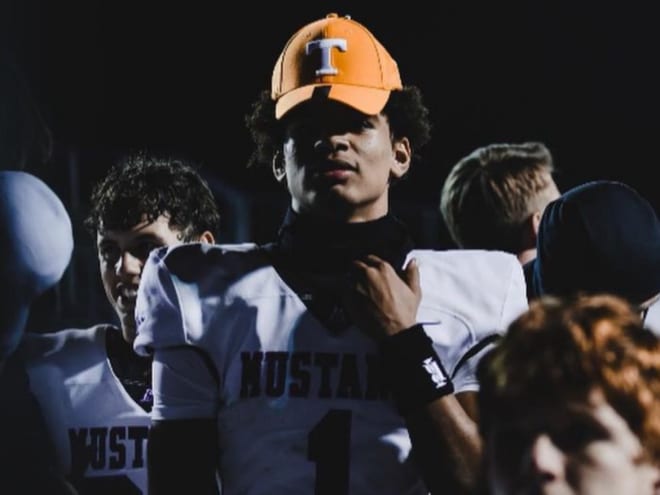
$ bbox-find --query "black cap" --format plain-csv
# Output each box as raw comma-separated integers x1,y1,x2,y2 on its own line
528,180,660,305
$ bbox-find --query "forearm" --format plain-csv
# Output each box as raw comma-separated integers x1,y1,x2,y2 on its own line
381,324,482,494
405,393,482,494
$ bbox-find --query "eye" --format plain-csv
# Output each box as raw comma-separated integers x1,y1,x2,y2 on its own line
339,115,373,133
550,420,610,452
488,426,535,476
130,240,164,262
99,244,120,264
359,117,374,129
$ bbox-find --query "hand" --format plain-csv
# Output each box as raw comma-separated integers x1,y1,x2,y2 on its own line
347,255,421,338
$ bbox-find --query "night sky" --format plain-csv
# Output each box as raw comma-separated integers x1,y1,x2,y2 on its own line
3,0,658,328
4,0,659,244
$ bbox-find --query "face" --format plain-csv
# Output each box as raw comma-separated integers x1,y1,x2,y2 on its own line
278,101,411,222
97,215,186,343
486,392,660,495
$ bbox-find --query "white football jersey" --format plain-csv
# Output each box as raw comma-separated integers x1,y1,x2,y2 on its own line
644,298,660,336
21,325,149,495
134,243,528,495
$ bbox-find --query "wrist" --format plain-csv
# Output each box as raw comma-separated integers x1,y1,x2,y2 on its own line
382,319,418,337
380,324,454,416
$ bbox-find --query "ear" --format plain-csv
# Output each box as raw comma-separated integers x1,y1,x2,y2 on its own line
198,230,215,245
531,210,543,236
390,137,412,181
272,151,286,183
520,211,542,250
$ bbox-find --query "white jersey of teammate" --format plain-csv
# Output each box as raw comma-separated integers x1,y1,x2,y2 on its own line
134,243,528,495
645,300,660,336
21,325,149,495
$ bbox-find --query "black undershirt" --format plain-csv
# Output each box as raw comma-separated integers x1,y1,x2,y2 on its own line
105,326,152,412
263,208,415,333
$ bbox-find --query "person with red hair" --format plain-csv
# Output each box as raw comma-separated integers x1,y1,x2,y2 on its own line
478,293,660,495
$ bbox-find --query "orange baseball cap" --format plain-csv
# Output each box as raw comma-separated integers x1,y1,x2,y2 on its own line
272,13,403,120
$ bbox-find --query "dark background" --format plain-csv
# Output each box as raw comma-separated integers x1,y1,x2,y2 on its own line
3,0,658,328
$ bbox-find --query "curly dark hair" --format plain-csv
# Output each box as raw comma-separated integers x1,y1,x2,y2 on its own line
244,86,432,169
84,153,220,241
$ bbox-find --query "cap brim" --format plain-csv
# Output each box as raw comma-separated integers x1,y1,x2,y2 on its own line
276,84,391,119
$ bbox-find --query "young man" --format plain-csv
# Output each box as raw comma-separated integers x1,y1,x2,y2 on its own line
440,142,560,264
19,154,219,494
477,294,660,495
525,180,660,331
134,13,528,494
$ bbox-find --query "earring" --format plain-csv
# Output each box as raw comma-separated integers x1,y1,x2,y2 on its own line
272,150,286,182
272,150,282,171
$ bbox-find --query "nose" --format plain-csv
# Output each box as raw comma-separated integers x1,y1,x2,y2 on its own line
524,433,566,486
313,133,348,154
114,251,142,276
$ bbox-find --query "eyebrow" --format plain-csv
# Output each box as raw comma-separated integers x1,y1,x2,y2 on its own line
97,233,166,247
495,403,611,436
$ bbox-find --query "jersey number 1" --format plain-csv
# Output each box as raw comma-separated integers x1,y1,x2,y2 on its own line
308,409,351,495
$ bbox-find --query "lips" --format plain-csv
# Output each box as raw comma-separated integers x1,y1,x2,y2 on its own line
116,286,138,310
315,159,355,173
318,169,353,181
313,160,355,180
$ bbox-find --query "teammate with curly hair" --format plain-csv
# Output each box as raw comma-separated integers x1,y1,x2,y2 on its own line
20,153,219,494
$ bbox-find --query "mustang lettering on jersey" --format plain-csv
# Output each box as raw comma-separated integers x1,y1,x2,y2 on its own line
240,351,389,400
21,325,150,494
69,425,149,473
135,243,528,495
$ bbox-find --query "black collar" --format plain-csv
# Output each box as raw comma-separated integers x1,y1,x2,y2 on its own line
261,208,415,333
267,208,414,273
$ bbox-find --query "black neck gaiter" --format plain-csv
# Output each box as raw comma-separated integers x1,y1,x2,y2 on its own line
263,208,414,333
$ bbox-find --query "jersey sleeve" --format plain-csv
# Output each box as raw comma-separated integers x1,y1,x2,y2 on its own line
410,249,528,393
151,347,219,420
134,241,261,355
133,245,186,356
134,242,260,421
133,245,219,420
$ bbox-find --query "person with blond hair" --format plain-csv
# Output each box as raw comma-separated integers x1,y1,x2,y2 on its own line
440,142,560,265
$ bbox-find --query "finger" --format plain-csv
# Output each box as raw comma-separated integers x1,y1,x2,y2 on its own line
364,255,403,281
351,260,374,294
352,259,377,283
353,259,369,271
354,257,387,272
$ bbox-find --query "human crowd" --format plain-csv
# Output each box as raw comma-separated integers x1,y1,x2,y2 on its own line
2,12,659,495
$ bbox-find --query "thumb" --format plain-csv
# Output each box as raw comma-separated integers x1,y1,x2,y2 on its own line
403,258,421,297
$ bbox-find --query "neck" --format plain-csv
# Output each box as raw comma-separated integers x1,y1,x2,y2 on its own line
272,207,414,273
291,197,389,223
517,248,537,266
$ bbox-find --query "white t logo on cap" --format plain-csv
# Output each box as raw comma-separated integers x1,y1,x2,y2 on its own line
306,38,347,76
